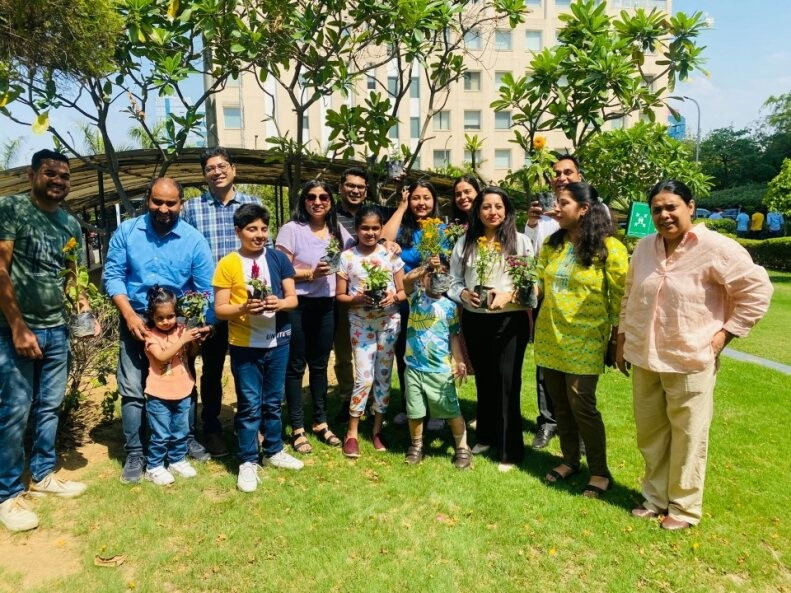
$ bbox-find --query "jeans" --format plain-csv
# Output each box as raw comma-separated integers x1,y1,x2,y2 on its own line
0,326,69,502
198,321,229,434
145,396,191,468
230,343,289,462
284,297,335,430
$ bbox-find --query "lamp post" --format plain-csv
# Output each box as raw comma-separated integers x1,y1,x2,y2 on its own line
669,95,701,162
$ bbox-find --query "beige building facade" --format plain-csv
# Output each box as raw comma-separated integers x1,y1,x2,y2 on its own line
210,0,671,184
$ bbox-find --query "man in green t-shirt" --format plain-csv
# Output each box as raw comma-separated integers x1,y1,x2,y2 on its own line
0,149,96,532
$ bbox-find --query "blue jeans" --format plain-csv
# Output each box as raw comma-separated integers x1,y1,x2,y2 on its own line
230,343,288,462
0,326,69,502
145,396,191,468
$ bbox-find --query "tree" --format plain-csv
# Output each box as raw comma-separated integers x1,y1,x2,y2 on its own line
764,158,791,216
763,90,791,135
578,122,711,212
0,136,21,170
698,127,774,190
492,0,707,197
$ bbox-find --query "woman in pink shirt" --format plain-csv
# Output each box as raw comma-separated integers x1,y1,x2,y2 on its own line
616,180,772,530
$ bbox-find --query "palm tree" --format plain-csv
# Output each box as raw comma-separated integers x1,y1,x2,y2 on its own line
128,120,166,149
0,137,22,170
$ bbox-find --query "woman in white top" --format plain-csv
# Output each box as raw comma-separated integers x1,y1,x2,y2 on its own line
448,187,534,471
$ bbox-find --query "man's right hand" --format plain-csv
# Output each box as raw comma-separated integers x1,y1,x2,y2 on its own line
13,325,42,359
125,313,149,341
527,201,543,228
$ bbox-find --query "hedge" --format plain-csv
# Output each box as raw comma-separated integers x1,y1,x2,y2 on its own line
701,217,737,234
735,237,791,271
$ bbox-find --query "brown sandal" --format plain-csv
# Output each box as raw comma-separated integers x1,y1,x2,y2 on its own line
291,430,312,454
312,425,341,447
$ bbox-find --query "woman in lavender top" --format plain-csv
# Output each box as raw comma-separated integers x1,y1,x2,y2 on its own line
276,180,352,452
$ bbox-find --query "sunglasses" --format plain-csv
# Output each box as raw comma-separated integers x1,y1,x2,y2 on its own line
306,194,331,203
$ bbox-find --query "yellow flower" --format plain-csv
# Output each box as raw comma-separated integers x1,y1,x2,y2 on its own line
533,135,547,151
63,237,78,252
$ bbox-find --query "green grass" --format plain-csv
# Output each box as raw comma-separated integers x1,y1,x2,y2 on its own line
727,271,791,365
3,351,790,593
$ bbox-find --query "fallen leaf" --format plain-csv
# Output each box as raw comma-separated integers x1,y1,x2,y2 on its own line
94,554,127,567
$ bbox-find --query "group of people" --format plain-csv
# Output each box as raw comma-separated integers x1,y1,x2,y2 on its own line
0,147,772,535
733,206,785,238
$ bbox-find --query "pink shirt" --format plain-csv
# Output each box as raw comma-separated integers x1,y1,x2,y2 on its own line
144,325,195,400
619,224,772,373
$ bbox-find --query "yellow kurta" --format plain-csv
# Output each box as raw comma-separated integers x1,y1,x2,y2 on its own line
535,237,628,375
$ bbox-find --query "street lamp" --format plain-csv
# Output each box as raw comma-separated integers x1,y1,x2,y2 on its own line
669,95,701,162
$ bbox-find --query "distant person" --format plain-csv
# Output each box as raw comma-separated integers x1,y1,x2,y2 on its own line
735,209,750,238
708,208,723,220
750,208,765,239
766,210,785,238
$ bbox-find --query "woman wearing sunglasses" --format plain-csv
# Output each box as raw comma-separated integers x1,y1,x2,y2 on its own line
275,180,353,453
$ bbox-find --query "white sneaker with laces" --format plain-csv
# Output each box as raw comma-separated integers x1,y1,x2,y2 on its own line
169,460,197,478
29,473,87,498
263,449,304,470
237,462,263,492
471,443,490,454
145,466,175,486
0,495,39,532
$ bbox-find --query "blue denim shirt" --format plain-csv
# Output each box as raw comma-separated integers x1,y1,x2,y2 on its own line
104,214,215,321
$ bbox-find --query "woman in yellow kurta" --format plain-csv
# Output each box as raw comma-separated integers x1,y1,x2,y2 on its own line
535,182,628,498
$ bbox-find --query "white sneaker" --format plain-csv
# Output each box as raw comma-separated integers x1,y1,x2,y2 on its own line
393,412,408,425
497,463,517,473
263,449,304,470
237,462,263,493
427,418,445,431
169,460,197,478
471,443,490,454
145,466,175,486
0,495,39,532
29,473,87,498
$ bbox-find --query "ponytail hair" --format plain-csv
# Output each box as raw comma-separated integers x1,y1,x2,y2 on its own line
547,182,613,267
146,285,178,327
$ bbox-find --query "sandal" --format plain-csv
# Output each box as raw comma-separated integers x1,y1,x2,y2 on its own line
291,430,312,454
582,475,612,499
312,425,341,447
545,463,579,483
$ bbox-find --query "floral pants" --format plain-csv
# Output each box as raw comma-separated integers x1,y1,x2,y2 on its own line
348,312,401,417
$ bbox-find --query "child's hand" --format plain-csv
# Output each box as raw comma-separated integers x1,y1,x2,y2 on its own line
427,255,441,270
263,295,280,311
378,291,396,308
453,361,467,384
243,298,266,316
350,293,374,307
181,327,203,345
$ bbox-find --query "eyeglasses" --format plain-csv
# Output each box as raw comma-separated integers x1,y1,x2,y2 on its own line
343,182,366,191
204,163,231,174
305,194,331,203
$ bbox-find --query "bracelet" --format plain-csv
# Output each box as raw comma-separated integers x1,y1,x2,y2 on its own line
306,269,314,282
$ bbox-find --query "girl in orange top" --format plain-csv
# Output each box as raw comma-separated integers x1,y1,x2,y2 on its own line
143,286,203,486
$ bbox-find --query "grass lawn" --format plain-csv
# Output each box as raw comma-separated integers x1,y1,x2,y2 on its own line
726,270,791,366
2,351,789,593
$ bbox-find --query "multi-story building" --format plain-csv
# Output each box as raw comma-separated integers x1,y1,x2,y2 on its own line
208,0,671,183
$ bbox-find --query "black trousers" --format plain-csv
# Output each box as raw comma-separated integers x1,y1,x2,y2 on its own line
462,309,529,463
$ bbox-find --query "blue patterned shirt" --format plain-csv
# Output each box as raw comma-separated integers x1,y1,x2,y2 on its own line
181,190,261,264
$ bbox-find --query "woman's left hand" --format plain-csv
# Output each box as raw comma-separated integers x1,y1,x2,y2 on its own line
488,290,512,310
711,329,733,358
378,291,397,308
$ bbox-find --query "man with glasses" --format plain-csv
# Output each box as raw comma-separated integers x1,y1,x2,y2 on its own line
181,147,261,457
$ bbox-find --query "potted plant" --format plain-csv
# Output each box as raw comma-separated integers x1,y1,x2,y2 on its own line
473,237,501,308
416,217,453,293
247,260,270,300
178,290,210,328
444,221,467,247
319,235,342,274
505,255,538,308
60,236,99,338
361,260,390,307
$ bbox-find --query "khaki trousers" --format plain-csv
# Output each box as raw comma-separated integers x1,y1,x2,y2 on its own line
632,363,717,525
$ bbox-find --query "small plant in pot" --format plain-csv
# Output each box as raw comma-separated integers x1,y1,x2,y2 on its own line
416,218,453,294
361,260,390,307
60,236,99,338
473,237,501,308
247,260,270,300
505,255,537,308
178,290,210,328
319,235,342,274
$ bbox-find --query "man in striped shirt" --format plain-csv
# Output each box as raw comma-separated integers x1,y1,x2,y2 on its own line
182,147,260,457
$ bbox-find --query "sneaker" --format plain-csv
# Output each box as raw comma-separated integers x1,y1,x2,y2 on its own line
0,496,38,532
187,438,211,462
29,474,87,498
169,459,197,478
372,433,388,452
426,418,445,431
404,445,424,465
531,425,556,450
497,462,517,473
471,443,490,455
145,466,175,486
342,437,360,459
393,412,408,425
120,454,146,484
263,449,304,470
452,447,472,470
237,462,263,493
204,432,229,458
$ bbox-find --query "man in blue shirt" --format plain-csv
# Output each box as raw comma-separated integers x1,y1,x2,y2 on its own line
767,211,785,238
736,209,750,238
181,147,260,457
105,177,214,484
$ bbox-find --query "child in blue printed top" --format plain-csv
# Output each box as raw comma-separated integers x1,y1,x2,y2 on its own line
402,262,471,468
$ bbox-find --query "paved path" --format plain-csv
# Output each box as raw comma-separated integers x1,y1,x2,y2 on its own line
722,347,791,375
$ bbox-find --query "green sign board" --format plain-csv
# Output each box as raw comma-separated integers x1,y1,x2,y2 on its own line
626,201,654,238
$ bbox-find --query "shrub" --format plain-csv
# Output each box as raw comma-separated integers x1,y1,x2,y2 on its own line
702,218,737,234
696,183,766,211
735,237,791,271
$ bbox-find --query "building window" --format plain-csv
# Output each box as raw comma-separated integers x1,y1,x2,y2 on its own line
525,30,543,52
301,115,310,134
367,74,376,90
494,30,512,51
387,76,398,97
410,77,420,98
611,116,625,130
464,71,482,91
433,150,451,168
555,0,571,7
464,150,482,164
389,123,399,140
464,29,482,50
494,111,512,130
410,117,421,138
494,149,511,169
494,71,511,88
223,106,242,129
433,110,450,131
525,0,541,6
464,110,482,131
